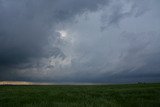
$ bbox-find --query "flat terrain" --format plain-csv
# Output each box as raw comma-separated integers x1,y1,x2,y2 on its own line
0,83,160,107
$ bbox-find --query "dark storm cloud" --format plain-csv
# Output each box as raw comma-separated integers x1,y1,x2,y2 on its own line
0,0,109,80
0,0,160,83
0,1,108,65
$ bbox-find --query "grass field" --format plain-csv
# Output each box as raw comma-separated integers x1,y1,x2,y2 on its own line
0,83,160,107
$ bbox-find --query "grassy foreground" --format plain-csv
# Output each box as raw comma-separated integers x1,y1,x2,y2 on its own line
0,83,160,107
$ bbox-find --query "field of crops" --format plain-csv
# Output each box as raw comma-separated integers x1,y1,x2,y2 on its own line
0,83,160,107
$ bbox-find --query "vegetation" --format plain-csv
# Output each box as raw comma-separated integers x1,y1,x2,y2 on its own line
0,83,160,107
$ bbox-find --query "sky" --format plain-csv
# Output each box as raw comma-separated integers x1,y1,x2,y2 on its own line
0,0,160,83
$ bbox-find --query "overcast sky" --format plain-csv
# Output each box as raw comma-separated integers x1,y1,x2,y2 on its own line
0,0,160,83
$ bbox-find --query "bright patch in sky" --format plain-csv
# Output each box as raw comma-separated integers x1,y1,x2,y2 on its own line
58,30,67,38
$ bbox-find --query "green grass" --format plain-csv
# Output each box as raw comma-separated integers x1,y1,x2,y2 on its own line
0,83,160,107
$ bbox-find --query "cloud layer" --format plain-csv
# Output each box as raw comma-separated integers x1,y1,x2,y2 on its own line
0,0,160,83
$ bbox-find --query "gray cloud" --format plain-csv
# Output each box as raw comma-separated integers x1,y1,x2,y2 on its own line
0,0,160,83
101,0,151,30
0,0,109,80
